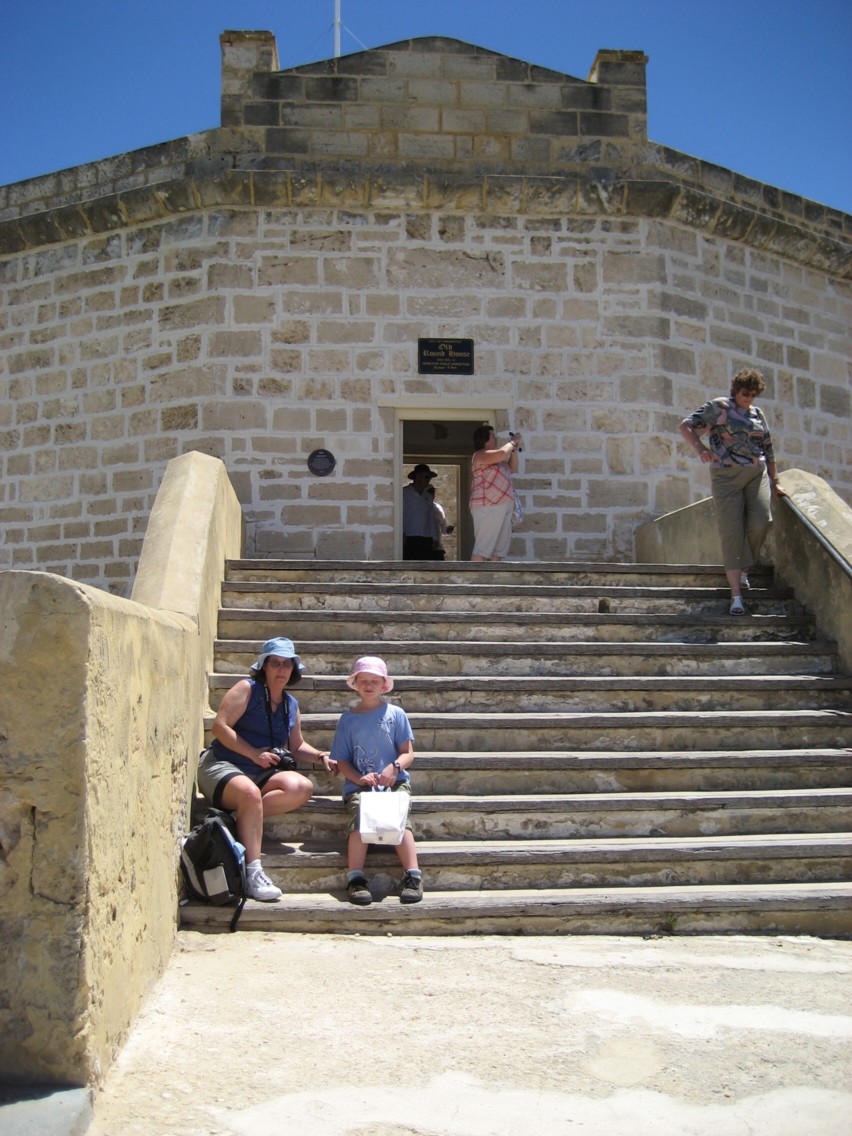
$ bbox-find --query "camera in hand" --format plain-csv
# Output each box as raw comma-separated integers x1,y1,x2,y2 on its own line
508,431,523,452
271,746,298,772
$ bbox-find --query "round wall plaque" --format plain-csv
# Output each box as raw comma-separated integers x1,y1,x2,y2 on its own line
307,448,336,477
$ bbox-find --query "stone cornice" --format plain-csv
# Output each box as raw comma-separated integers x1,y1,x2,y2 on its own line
0,163,849,278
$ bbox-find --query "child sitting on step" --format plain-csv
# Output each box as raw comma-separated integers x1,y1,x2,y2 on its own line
330,656,423,906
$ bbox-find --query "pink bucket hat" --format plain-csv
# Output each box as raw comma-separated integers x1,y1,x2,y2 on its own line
346,656,394,693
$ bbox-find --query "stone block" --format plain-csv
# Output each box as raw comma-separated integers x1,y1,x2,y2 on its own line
507,82,562,110
408,78,458,105
323,256,380,288
158,296,225,331
603,313,671,341
579,111,630,137
208,330,262,358
459,81,510,109
304,76,359,103
265,127,311,156
316,527,366,559
510,261,569,292
603,250,666,285
606,436,636,474
656,344,696,375
819,384,851,418
587,477,649,508
251,72,303,101
529,109,580,136
386,246,503,289
443,54,498,81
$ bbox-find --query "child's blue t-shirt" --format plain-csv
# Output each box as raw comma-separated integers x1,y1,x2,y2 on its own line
330,701,413,796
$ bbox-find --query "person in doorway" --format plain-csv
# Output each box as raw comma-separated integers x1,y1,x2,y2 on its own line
402,463,440,559
469,424,521,562
197,637,337,902
330,656,423,906
425,484,454,560
678,367,788,615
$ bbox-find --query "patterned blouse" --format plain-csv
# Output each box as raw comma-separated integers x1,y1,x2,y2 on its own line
687,397,776,468
470,457,515,508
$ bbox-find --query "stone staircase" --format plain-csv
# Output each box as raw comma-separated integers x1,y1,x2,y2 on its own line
180,560,852,936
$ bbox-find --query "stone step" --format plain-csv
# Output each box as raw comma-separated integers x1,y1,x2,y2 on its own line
203,558,851,941
214,638,839,678
226,559,774,589
256,832,852,892
179,881,852,937
220,580,796,616
196,747,852,796
347,749,852,794
208,672,852,715
217,607,815,643
263,787,852,842
281,708,852,752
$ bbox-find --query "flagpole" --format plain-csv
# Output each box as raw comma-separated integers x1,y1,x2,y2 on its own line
334,0,341,58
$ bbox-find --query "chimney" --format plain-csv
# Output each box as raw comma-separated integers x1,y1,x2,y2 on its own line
587,50,649,142
220,30,280,127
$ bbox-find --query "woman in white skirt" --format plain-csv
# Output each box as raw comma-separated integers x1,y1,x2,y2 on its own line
469,424,521,562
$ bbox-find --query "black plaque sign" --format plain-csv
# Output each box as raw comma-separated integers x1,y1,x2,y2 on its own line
307,449,336,477
418,338,474,375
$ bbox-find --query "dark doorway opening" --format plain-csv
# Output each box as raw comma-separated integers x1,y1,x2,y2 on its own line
402,418,484,560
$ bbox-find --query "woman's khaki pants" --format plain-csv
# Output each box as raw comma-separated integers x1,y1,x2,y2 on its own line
710,463,771,570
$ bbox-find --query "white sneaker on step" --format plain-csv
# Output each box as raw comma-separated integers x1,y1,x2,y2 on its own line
246,864,282,902
740,572,751,589
729,596,746,616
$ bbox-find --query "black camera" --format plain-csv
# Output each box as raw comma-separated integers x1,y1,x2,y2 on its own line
271,746,297,772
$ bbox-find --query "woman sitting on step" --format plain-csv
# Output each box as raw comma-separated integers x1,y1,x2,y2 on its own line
197,637,337,903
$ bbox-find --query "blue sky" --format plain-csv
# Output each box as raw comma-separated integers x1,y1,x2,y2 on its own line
1,0,850,213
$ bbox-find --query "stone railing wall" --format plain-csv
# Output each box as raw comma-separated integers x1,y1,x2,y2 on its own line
0,452,242,1086
635,468,852,672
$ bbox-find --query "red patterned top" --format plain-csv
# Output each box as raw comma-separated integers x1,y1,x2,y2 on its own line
470,458,515,508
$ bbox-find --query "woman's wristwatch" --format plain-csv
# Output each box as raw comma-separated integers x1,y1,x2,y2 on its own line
393,760,401,773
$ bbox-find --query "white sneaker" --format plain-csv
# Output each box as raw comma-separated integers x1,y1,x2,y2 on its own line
246,863,282,902
740,571,751,590
729,596,746,616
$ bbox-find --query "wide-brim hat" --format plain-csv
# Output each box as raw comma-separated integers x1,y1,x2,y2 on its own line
346,655,394,693
251,636,304,676
407,463,437,480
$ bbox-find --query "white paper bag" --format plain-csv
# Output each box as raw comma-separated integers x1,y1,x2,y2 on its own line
358,788,410,845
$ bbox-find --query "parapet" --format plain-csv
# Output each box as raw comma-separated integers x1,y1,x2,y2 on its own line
0,31,848,277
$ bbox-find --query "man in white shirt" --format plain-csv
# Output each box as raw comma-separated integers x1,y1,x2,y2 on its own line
402,464,439,559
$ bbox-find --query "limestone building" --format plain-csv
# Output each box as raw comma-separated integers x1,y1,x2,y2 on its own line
0,30,849,593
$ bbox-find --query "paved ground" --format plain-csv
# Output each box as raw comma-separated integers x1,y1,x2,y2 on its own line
73,930,852,1136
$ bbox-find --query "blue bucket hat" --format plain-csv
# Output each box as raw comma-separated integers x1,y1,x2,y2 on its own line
250,637,304,677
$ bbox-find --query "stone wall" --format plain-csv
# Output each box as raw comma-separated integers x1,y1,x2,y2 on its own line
0,452,242,1086
0,32,849,593
0,571,192,1085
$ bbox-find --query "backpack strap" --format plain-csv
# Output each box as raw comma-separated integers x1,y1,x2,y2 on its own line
262,684,291,750
229,890,246,933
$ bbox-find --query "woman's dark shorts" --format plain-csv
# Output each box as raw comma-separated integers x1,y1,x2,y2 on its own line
197,748,280,807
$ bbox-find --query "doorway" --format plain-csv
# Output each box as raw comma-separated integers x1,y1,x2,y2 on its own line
402,418,484,560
